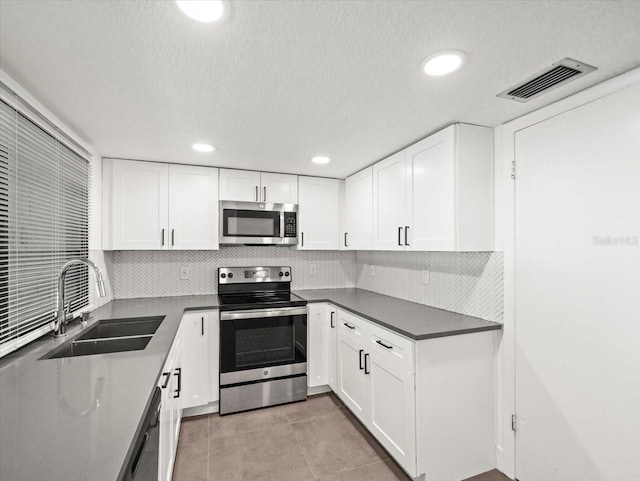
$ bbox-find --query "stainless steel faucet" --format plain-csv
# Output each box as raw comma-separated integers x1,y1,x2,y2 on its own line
53,258,107,338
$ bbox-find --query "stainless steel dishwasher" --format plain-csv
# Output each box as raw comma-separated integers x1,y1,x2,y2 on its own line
121,387,161,481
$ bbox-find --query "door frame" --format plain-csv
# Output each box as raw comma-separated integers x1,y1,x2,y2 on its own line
494,66,640,479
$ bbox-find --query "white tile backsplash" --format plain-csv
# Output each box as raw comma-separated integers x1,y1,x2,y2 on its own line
112,247,356,298
110,247,503,322
356,251,503,322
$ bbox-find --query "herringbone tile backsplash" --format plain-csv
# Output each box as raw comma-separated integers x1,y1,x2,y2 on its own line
356,251,504,322
112,247,356,298
111,248,503,322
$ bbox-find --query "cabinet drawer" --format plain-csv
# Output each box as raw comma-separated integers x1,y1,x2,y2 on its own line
336,309,365,341
367,323,414,373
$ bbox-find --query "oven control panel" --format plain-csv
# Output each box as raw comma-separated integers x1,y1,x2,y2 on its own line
219,266,291,284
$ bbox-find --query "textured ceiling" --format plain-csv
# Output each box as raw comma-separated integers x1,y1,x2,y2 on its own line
1,0,639,178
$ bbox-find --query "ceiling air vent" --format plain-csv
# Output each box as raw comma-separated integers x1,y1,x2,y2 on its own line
497,58,596,102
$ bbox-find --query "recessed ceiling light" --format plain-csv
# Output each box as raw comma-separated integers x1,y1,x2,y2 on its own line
421,50,467,76
176,1,228,23
192,143,215,152
311,156,331,165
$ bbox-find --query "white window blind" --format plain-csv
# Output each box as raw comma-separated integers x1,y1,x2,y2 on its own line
0,98,90,356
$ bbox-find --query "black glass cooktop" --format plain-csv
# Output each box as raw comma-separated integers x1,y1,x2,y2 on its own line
218,291,307,311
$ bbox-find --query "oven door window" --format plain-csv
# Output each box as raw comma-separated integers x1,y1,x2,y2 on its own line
223,209,281,238
220,314,306,372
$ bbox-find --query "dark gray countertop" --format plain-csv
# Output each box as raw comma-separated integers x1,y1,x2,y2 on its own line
0,289,499,481
0,295,218,481
294,288,502,340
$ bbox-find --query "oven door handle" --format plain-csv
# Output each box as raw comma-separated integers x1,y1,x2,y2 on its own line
220,306,308,320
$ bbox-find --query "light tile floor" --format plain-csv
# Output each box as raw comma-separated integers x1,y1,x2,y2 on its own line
173,393,510,481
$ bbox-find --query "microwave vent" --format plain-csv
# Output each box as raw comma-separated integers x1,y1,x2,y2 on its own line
497,58,596,102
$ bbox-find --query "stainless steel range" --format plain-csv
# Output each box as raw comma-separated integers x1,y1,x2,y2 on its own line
218,266,307,415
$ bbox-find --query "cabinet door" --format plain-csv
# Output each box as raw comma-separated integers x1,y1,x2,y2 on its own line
159,335,178,481
344,167,373,249
180,312,211,409
336,331,367,424
372,152,408,250
260,172,298,203
367,352,417,476
168,164,218,250
307,304,328,387
210,311,220,403
170,334,182,465
109,159,169,250
405,127,456,251
219,168,261,201
327,306,337,391
298,177,340,250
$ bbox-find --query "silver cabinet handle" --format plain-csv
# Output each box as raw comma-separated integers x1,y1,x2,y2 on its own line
171,229,175,246
263,186,267,202
161,228,165,246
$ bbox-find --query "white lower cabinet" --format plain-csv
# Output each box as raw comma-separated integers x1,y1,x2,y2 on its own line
367,351,416,473
335,308,417,476
159,329,182,481
179,310,219,410
307,303,337,389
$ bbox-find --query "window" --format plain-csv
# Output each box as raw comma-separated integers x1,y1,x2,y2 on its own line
0,97,90,357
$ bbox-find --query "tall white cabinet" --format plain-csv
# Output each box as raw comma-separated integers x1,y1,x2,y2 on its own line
298,176,340,250
307,303,337,389
102,158,219,250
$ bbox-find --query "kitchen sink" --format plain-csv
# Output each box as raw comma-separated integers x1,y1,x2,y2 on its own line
41,316,165,359
43,336,152,359
75,316,164,341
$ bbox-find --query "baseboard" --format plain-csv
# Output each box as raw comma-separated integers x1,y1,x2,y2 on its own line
307,384,332,396
182,401,219,418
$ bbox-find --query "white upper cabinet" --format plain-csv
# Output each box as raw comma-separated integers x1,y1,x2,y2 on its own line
298,176,340,250
103,158,219,250
344,166,373,250
219,169,298,203
218,169,261,202
372,151,409,250
260,172,298,204
104,159,169,250
406,124,493,251
370,124,493,252
168,164,219,250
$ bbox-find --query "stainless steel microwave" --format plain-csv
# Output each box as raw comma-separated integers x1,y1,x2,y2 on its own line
219,201,298,245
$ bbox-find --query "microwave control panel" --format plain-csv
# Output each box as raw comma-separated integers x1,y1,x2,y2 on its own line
284,212,297,238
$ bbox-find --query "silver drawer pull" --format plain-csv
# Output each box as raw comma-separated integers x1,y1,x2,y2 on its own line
376,340,393,350
343,322,355,330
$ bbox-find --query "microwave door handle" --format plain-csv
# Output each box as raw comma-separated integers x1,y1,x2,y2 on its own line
280,211,285,241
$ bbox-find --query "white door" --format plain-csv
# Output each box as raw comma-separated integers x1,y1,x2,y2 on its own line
372,151,408,250
405,127,456,251
514,84,640,481
170,334,182,466
367,352,416,476
298,176,340,250
336,332,367,424
209,311,220,403
219,168,261,201
168,164,219,250
111,159,168,250
180,312,211,409
260,172,298,203
345,166,373,249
